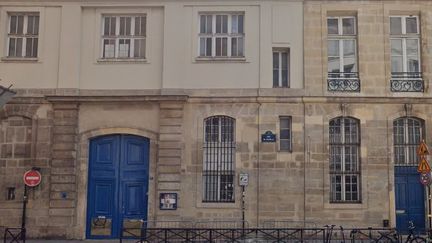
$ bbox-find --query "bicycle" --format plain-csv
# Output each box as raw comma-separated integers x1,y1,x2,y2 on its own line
371,221,425,243
324,225,336,243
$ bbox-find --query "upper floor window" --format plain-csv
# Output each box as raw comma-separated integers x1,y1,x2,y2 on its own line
203,116,235,203
329,117,361,203
273,48,290,88
199,13,244,58
327,17,359,92
101,15,146,59
389,16,423,92
394,117,424,165
7,13,39,58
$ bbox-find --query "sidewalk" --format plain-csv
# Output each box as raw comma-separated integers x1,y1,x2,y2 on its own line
25,241,137,243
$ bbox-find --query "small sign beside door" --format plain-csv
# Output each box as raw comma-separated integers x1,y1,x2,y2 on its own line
239,173,249,186
261,131,276,143
160,193,177,210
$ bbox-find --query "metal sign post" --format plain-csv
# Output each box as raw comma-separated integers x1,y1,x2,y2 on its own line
239,173,249,234
416,141,432,234
20,168,42,242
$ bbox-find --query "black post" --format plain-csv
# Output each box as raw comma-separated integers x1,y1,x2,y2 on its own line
21,185,28,243
241,185,245,239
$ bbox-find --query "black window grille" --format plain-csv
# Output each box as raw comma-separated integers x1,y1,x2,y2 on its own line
203,116,235,203
329,117,361,203
393,117,424,165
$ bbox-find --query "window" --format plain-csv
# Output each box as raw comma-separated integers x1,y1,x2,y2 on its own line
329,117,361,203
101,15,146,59
273,49,290,88
199,13,244,58
327,17,357,75
390,16,420,74
279,116,292,151
394,117,424,165
203,116,235,202
7,13,39,58
327,16,359,92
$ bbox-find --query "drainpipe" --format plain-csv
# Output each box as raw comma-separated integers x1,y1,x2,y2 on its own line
256,96,262,227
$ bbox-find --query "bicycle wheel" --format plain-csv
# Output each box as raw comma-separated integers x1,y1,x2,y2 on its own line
410,236,426,243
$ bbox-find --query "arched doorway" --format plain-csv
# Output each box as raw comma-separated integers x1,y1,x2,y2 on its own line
86,134,150,239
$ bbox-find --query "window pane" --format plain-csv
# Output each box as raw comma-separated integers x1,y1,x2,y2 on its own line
238,15,244,34
327,18,338,35
118,39,130,57
103,39,115,58
17,16,24,34
273,52,279,87
8,38,16,57
231,38,238,56
406,39,419,56
390,17,402,35
407,57,420,72
134,39,145,58
392,57,404,73
135,17,146,36
216,37,227,56
391,39,403,56
343,40,356,72
232,15,238,33
27,16,34,35
328,40,340,72
216,15,228,34
406,17,418,34
10,16,17,34
206,38,212,56
104,17,110,35
342,18,355,35
119,17,131,35
281,52,288,86
328,40,339,56
34,16,39,35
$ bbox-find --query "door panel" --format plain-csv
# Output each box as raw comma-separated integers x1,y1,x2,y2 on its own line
87,135,149,239
395,166,425,234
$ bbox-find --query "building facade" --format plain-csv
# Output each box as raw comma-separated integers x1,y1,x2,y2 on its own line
0,0,430,239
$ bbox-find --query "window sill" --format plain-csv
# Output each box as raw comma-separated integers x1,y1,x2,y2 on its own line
97,58,148,64
197,201,238,209
1,57,39,62
195,56,247,63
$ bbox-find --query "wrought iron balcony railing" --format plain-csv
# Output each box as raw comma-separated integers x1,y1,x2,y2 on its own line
327,72,360,92
390,72,424,92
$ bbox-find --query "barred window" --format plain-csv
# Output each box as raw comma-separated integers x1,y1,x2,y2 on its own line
394,117,424,165
7,12,39,58
329,117,361,203
203,116,235,202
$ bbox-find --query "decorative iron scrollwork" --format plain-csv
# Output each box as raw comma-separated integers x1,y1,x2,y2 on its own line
327,72,360,92
390,72,424,92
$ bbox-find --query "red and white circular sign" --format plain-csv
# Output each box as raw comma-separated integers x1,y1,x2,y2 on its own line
23,170,42,187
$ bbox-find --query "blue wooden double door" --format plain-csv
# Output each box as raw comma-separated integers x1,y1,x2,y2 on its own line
86,134,150,239
395,166,425,234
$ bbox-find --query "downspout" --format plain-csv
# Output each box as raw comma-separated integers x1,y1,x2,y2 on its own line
256,96,262,227
302,97,308,225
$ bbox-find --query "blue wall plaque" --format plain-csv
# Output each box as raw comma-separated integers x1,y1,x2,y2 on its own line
261,131,276,142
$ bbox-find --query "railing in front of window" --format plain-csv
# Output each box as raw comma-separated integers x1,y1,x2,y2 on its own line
390,72,424,92
327,72,360,92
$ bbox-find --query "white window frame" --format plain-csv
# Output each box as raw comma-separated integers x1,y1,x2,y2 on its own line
198,12,245,58
6,12,39,58
390,16,421,74
273,48,290,88
327,16,358,76
100,15,146,59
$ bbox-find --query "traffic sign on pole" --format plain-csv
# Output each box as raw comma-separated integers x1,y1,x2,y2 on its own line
420,173,432,186
23,170,42,187
417,140,429,156
418,157,431,174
